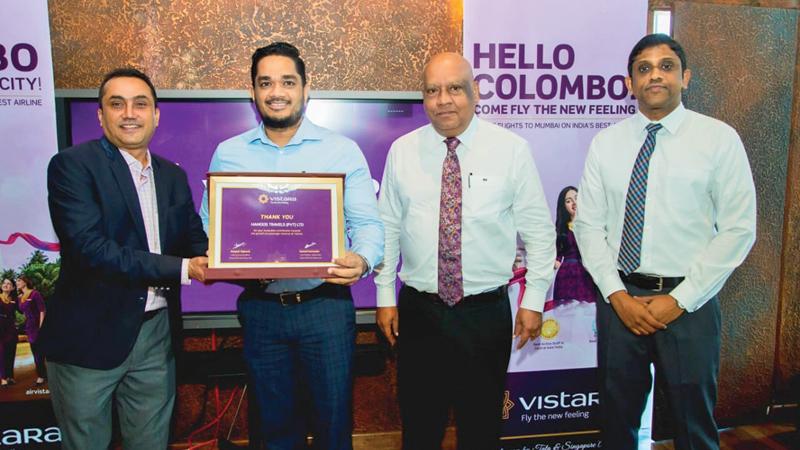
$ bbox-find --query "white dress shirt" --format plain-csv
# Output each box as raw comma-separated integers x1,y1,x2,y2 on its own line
119,150,190,312
573,103,757,312
375,117,556,312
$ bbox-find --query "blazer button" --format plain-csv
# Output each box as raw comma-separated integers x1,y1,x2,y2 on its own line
138,297,145,301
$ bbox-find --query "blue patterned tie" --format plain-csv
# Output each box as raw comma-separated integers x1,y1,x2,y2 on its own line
618,123,663,275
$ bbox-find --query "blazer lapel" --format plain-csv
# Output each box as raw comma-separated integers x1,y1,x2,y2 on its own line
102,138,149,249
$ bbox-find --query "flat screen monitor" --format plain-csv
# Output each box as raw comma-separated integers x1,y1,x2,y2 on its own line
64,93,428,314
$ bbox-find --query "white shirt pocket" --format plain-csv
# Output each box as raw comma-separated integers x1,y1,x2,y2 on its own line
463,174,509,219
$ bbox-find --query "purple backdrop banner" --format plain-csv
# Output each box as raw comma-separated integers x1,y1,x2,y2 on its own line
0,0,60,441
69,98,429,312
464,0,648,446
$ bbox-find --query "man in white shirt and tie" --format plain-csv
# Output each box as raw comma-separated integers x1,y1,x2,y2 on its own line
375,52,556,450
574,34,757,449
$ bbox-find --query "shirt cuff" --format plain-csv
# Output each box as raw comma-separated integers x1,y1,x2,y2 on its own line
356,253,371,279
519,288,545,313
352,246,381,276
598,272,626,303
668,281,702,312
376,283,398,307
181,259,191,285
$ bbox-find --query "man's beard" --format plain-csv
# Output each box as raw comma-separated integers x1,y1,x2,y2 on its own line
259,100,306,129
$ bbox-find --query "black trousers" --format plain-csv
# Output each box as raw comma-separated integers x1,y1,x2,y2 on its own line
597,283,721,450
397,285,512,450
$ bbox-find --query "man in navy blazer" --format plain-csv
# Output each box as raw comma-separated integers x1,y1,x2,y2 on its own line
40,68,208,450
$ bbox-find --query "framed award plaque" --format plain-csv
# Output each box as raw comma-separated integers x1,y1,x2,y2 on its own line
205,172,346,280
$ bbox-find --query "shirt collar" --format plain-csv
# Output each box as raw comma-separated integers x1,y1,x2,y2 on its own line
118,147,152,171
248,117,325,148
428,115,479,150
633,102,686,135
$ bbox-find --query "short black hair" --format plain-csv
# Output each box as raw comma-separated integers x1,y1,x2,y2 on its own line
250,42,307,87
98,67,158,109
627,34,688,77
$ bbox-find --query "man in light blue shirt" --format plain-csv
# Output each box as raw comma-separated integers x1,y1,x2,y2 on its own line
199,42,383,450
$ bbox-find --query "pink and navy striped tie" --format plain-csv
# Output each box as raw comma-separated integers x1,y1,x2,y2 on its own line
618,123,662,275
438,137,463,306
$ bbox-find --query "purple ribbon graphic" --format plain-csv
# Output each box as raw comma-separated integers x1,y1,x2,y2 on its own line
0,232,60,252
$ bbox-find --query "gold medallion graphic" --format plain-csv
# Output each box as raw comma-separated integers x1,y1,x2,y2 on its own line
540,318,560,339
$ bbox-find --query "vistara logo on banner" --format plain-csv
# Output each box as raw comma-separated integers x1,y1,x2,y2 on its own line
515,390,599,426
1,426,61,445
504,370,601,434
502,390,515,420
519,390,599,411
258,193,270,204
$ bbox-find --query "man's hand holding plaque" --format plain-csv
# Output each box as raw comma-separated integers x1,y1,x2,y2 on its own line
326,251,368,286
188,256,209,283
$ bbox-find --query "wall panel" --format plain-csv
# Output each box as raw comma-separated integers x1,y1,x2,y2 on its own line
674,1,798,421
49,0,462,90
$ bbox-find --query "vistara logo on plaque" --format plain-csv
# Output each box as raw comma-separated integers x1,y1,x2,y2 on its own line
258,193,270,204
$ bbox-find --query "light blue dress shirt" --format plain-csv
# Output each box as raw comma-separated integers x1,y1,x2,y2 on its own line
199,118,384,293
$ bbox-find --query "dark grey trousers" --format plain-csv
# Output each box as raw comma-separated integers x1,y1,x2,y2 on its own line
48,309,175,450
597,284,721,450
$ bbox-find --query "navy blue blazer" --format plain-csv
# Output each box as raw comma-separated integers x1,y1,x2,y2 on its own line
39,138,208,370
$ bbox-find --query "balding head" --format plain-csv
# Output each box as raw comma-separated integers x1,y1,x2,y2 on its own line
423,52,475,85
422,52,479,137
